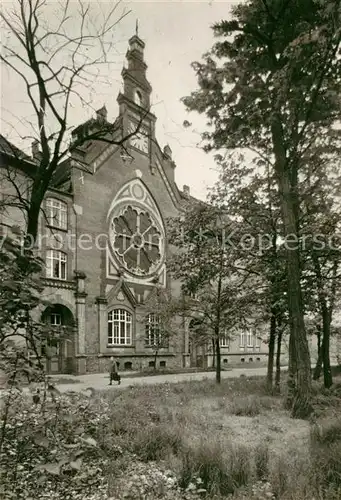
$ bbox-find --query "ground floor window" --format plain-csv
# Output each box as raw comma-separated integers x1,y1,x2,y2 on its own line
108,309,132,345
145,313,168,347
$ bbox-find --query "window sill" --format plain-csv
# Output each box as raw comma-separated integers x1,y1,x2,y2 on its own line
46,276,67,281
144,346,169,349
107,344,134,348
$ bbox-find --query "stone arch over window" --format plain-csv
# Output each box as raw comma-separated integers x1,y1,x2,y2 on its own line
41,304,75,373
108,308,132,346
42,304,75,327
124,361,133,370
107,179,166,281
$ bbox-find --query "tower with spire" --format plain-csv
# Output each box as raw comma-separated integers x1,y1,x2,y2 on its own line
118,25,152,112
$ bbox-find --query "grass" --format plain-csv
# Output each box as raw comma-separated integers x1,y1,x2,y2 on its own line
3,374,341,499
100,375,341,499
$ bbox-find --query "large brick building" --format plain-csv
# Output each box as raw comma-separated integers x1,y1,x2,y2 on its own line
0,33,272,374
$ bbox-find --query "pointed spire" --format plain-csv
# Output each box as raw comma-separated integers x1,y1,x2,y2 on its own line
136,19,139,37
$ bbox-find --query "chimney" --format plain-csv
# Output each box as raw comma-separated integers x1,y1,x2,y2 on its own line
183,185,190,197
163,144,172,160
31,140,41,160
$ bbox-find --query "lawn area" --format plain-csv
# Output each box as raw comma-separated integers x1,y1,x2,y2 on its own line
1,376,341,499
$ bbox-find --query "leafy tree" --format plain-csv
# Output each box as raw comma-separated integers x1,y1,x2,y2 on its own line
0,230,47,384
143,285,180,370
183,0,341,417
300,156,341,388
168,201,259,383
212,153,288,391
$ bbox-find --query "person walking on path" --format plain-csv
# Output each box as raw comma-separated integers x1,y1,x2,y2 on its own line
109,357,121,385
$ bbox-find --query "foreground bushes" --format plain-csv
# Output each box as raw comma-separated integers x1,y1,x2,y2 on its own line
1,378,341,499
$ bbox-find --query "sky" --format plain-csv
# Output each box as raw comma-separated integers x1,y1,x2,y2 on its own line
1,0,240,200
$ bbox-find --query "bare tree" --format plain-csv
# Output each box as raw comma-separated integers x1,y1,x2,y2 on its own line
0,0,146,242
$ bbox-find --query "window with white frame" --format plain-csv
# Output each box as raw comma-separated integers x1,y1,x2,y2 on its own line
220,333,230,347
46,250,67,280
255,334,261,348
50,313,62,326
108,309,132,345
239,331,245,347
145,313,168,347
46,198,67,230
247,330,254,347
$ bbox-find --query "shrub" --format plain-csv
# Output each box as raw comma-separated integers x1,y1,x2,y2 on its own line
254,444,269,481
0,388,111,499
311,417,341,492
178,439,251,496
230,396,261,416
130,423,183,461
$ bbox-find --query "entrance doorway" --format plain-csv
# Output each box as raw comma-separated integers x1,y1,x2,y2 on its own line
188,318,206,368
41,304,75,374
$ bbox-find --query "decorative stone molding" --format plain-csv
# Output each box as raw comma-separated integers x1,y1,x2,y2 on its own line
74,270,87,280
95,296,108,305
42,279,76,290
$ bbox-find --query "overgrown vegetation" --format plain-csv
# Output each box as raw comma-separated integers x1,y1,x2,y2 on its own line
1,376,341,499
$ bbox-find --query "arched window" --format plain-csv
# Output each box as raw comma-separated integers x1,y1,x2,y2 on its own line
46,250,67,280
46,198,67,230
134,89,143,107
108,309,132,345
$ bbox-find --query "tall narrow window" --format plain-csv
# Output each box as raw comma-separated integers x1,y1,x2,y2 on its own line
134,89,143,107
220,333,230,347
239,331,245,348
247,331,254,347
145,313,167,347
50,313,62,326
46,198,67,230
108,309,132,345
46,250,67,280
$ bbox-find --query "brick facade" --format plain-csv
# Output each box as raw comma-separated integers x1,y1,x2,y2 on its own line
0,33,274,375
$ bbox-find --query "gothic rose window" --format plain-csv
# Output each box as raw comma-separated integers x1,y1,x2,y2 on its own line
111,205,162,275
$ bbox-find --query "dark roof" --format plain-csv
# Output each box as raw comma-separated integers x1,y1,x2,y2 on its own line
0,135,31,161
50,158,72,192
0,134,72,193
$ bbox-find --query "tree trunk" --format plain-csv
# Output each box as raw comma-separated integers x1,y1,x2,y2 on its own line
27,190,44,244
317,327,321,357
313,341,323,380
211,338,216,368
322,316,332,389
285,329,297,409
311,253,333,389
215,337,221,384
272,116,312,418
267,313,276,391
275,327,282,392
153,349,158,371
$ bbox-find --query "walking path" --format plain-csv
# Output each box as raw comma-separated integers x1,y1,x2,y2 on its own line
49,366,270,393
